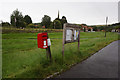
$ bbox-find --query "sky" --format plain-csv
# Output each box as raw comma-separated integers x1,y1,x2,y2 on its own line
0,0,119,25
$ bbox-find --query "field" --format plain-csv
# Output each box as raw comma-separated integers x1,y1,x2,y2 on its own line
2,32,119,78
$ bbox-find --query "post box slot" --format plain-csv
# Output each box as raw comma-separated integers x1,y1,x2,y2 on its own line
42,35,47,37
42,39,46,40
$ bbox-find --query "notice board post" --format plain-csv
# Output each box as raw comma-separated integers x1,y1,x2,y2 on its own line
78,29,80,50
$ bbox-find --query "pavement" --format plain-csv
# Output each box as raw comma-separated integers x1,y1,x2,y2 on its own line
56,40,119,78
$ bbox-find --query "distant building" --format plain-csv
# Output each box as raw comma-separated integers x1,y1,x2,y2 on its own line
111,29,120,33
88,27,93,32
42,26,45,28
81,25,93,32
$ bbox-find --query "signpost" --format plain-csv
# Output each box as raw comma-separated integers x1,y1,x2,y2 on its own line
105,17,108,37
62,23,80,60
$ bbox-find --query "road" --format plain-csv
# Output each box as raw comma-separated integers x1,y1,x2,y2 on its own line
57,40,119,78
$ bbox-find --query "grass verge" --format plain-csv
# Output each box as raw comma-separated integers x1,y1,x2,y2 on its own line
2,32,119,78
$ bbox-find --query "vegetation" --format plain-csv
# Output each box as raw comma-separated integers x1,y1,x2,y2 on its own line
2,27,63,33
1,9,120,31
2,32,119,78
1,8,120,79
1,22,10,27
107,23,120,32
27,23,35,28
1,9,68,29
41,15,51,28
60,16,67,28
54,15,67,29
10,9,25,28
24,15,32,25
92,23,120,32
53,20,62,29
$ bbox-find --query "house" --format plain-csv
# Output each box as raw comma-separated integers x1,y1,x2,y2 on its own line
42,26,45,28
111,28,120,33
88,27,93,32
81,25,94,32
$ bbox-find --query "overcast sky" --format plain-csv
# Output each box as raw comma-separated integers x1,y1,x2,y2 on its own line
0,0,119,25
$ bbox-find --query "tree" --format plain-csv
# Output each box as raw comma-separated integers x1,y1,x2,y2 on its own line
114,25,120,29
82,24,87,26
24,15,32,25
49,22,54,29
10,9,25,28
61,16,67,28
53,20,62,29
98,26,104,31
41,15,51,28
1,22,10,27
92,26,97,31
83,27,86,32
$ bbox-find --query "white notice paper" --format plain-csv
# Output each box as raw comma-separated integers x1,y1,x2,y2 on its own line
47,38,51,46
66,29,72,41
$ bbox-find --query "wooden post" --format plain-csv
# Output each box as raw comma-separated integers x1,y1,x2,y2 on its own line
62,24,66,63
62,24,66,56
78,29,80,50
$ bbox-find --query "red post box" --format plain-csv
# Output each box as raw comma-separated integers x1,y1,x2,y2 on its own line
37,32,48,49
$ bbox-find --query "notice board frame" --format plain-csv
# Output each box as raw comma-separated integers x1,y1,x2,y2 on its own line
62,23,80,58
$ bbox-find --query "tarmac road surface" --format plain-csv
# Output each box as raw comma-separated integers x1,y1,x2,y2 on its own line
57,40,119,78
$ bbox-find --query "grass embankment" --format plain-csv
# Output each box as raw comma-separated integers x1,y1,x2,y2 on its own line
2,32,119,78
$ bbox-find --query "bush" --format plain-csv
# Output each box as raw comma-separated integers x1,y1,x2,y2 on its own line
27,23,35,28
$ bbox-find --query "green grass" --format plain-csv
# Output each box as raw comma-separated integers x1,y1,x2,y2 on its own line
2,32,119,78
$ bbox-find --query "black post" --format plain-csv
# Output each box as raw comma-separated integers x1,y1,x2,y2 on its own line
46,46,52,62
105,31,106,37
46,33,52,62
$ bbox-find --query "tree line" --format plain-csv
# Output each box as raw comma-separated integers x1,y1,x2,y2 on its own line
1,9,120,31
1,9,67,29
86,23,120,32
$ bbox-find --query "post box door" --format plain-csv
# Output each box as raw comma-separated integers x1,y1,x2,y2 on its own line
37,32,48,49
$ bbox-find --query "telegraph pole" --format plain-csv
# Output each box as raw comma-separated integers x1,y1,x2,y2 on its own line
104,17,108,37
